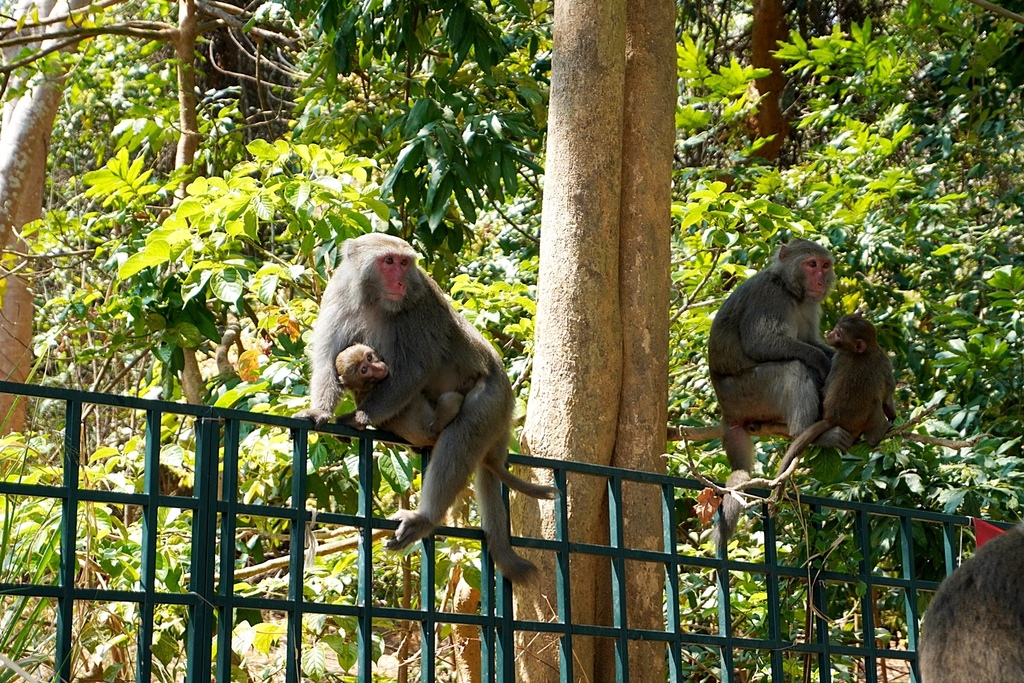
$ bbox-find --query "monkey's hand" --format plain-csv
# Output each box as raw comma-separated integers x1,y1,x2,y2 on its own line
815,425,853,453
336,410,371,429
386,510,436,551
295,407,333,429
807,349,833,384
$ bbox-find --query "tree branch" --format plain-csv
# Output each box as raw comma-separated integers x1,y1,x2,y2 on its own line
964,0,1024,25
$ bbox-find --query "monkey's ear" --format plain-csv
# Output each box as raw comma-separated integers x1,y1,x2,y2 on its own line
854,339,867,354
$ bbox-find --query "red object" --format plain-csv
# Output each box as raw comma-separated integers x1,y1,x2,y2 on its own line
972,517,1006,548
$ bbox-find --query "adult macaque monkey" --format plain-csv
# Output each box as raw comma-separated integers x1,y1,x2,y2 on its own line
708,239,845,550
919,524,1024,682
334,343,556,500
297,233,553,582
775,313,896,475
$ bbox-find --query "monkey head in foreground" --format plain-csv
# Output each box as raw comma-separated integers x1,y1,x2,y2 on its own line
919,523,1024,682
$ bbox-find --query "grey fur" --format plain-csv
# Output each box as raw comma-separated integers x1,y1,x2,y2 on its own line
336,344,558,499
708,239,840,551
298,233,554,582
919,524,1024,683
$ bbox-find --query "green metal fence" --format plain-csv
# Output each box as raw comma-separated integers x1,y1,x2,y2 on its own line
0,380,996,682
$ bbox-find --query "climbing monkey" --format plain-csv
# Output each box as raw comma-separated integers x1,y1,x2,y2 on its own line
335,343,464,448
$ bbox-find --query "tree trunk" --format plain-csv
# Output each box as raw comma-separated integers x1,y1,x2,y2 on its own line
751,0,790,160
593,1,675,681
174,0,204,404
514,0,626,680
0,0,91,433
514,0,674,680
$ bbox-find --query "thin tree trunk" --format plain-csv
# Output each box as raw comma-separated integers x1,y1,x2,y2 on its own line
751,0,790,159
0,0,91,433
592,0,675,681
514,0,627,680
173,0,204,404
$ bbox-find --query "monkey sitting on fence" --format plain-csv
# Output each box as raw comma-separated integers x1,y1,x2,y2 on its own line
919,523,1024,682
708,239,847,549
296,233,553,581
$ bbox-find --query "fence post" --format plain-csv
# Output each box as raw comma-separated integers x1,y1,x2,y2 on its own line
55,399,82,683
136,409,163,683
186,417,220,683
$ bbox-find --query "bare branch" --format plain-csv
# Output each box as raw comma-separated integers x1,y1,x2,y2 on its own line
0,0,126,34
0,21,175,49
964,0,1024,25
194,0,299,47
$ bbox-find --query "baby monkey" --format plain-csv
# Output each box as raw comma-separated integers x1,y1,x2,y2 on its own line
335,343,557,500
335,343,463,448
777,313,896,475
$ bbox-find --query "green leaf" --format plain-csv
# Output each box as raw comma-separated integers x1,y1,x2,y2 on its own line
211,268,246,304
252,622,286,655
247,139,280,161
118,240,170,279
214,382,269,408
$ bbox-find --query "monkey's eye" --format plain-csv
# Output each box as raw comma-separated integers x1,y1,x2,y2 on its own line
400,258,410,267
360,366,368,374
822,261,831,271
383,256,394,265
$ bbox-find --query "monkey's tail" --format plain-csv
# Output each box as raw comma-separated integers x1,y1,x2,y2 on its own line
776,420,832,477
712,469,750,553
474,464,538,583
489,464,558,500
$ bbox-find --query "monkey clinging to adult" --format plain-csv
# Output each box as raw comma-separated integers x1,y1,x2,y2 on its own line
334,343,465,448
775,313,896,476
919,523,1024,683
296,233,551,582
334,343,557,501
708,239,847,550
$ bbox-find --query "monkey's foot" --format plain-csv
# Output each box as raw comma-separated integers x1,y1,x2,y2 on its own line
294,408,333,428
386,510,436,551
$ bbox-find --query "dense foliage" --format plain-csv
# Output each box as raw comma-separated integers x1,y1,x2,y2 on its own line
1,0,1022,679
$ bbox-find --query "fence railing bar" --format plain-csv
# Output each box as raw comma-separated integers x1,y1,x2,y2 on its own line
762,504,785,681
661,482,684,683
495,483,516,683
136,408,162,683
286,427,309,683
56,398,82,683
607,476,629,682
941,520,958,574
186,417,220,683
856,507,880,683
216,418,242,683
857,509,878,683
480,536,496,683
356,434,375,682
715,510,735,683
900,516,922,683
808,504,832,683
419,447,438,683
553,466,574,683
